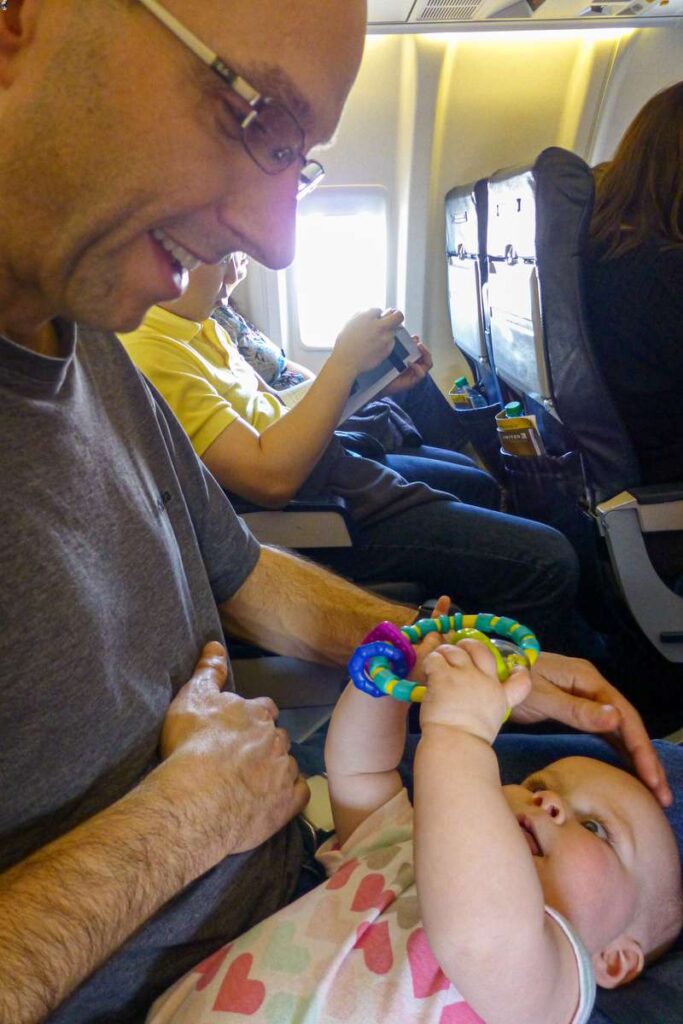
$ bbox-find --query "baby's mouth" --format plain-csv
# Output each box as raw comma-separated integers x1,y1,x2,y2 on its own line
517,815,542,856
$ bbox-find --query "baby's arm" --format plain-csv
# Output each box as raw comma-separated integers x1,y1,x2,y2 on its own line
415,642,581,1024
325,599,453,845
325,681,410,846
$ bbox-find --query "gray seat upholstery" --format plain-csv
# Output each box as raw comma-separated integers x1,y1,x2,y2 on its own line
232,494,353,549
445,177,499,405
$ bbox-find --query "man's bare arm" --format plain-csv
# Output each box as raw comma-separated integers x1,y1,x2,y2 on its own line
0,644,307,1024
219,545,417,667
0,763,212,1024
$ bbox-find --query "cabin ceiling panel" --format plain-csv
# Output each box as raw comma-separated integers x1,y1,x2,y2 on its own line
367,0,683,27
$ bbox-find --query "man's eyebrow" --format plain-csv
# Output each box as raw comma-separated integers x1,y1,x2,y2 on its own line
250,65,316,135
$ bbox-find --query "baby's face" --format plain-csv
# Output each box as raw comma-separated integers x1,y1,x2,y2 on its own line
503,757,680,955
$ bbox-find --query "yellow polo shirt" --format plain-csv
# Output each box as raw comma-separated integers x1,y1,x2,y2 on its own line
118,306,284,457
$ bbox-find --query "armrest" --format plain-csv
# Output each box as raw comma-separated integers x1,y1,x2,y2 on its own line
227,493,353,549
597,488,683,534
596,490,683,663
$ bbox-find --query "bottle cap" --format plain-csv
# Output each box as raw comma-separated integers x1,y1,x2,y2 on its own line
505,401,524,418
454,375,468,389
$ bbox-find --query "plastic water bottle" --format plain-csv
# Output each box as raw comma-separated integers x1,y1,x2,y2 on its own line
449,375,486,409
496,401,545,457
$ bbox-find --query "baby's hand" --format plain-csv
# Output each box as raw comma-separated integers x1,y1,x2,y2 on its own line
420,640,532,744
332,308,404,377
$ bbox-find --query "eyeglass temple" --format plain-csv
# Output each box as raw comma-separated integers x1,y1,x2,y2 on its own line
136,0,261,106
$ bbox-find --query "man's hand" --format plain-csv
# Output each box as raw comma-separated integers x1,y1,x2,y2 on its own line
160,642,310,855
511,650,672,806
380,339,433,397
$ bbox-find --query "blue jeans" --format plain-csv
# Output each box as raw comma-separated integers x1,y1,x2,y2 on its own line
386,445,501,510
309,494,580,656
393,374,469,451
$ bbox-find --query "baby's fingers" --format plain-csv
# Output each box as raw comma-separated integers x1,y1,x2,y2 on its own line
501,667,533,711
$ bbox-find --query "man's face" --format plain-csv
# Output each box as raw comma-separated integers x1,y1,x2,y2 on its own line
0,0,366,334
503,757,680,955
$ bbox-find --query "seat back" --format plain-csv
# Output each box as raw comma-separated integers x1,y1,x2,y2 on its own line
445,179,488,369
486,147,641,504
485,148,683,663
532,148,641,502
486,165,550,404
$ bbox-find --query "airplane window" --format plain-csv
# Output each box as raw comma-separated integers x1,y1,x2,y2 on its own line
293,187,388,348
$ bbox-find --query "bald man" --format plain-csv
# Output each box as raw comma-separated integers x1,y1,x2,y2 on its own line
0,3,669,1023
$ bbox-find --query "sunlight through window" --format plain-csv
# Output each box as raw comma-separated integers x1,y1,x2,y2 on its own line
294,189,388,348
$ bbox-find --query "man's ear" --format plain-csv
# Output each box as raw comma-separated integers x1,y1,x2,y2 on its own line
593,936,645,989
0,1,34,82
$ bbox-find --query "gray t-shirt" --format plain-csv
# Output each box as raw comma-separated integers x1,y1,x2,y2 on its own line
0,323,304,1022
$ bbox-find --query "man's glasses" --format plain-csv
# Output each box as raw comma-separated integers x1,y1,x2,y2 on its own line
137,0,325,198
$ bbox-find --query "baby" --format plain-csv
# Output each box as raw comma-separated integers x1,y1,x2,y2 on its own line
147,639,682,1024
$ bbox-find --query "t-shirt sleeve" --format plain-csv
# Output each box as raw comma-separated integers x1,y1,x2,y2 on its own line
141,372,260,605
317,789,413,877
123,333,239,456
544,906,597,1024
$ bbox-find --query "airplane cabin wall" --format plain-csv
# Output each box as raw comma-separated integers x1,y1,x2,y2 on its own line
241,25,681,395
589,26,683,163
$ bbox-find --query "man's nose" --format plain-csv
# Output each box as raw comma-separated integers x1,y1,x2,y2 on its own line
216,168,299,270
532,790,566,825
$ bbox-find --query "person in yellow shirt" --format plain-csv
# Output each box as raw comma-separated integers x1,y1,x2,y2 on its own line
119,258,586,657
119,257,496,509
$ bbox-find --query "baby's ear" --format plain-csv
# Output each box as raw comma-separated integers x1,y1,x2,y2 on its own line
593,936,644,989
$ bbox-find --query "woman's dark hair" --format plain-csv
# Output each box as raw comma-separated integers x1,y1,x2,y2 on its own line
590,81,683,258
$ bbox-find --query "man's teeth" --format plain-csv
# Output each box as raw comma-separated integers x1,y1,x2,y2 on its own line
152,229,201,272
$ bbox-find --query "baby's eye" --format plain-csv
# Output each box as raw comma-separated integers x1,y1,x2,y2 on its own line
581,818,610,841
524,775,546,793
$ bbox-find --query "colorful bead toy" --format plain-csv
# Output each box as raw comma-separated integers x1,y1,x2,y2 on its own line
348,613,540,703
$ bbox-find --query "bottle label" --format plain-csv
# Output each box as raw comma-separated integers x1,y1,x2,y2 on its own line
496,410,545,457
449,389,472,409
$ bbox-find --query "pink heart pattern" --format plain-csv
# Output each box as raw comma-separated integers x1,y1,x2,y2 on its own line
439,1003,486,1023
351,873,396,913
407,928,451,999
326,858,360,891
213,953,266,1015
353,920,394,975
194,944,232,991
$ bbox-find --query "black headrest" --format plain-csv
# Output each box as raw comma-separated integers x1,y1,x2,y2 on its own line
534,147,641,500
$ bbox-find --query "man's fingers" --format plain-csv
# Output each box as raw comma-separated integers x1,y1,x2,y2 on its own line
248,695,279,721
174,642,228,700
431,595,452,618
273,726,291,756
523,679,672,807
610,709,672,806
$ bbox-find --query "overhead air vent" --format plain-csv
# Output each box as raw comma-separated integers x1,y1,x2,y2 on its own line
580,0,644,14
410,1,484,21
